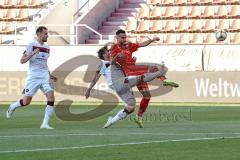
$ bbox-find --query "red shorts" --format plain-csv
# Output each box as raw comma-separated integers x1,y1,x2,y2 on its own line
123,65,158,90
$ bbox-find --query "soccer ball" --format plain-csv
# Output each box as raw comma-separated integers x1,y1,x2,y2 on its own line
215,30,227,41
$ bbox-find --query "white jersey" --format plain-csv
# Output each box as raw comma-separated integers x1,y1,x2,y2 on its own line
98,60,113,88
25,40,50,79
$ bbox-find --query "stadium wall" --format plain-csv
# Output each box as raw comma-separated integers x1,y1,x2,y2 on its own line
39,0,79,44
0,45,240,103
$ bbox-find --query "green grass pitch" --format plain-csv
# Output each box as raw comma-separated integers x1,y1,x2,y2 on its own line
1,103,240,160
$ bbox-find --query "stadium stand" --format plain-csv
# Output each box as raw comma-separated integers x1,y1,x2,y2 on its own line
0,0,239,44
0,0,57,44
83,0,240,44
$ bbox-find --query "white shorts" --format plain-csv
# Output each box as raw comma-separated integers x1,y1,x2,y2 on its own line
23,78,54,97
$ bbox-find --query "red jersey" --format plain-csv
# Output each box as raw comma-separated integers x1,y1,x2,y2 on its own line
111,42,139,66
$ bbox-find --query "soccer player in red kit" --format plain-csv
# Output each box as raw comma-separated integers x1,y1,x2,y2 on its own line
110,29,179,128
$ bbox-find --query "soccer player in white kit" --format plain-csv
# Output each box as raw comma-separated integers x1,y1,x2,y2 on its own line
6,26,57,129
85,45,167,128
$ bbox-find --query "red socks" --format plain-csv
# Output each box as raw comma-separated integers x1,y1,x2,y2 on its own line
138,98,150,117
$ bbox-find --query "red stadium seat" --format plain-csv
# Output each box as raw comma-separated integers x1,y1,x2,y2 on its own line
28,0,43,8
199,0,212,5
203,33,217,43
0,0,5,8
125,19,137,33
201,6,215,18
2,9,16,21
150,7,161,19
175,20,189,32
174,0,187,5
162,20,175,33
176,33,189,44
215,19,230,31
14,9,29,21
3,0,16,8
213,0,227,5
15,0,28,8
230,32,240,43
161,0,175,5
190,33,204,44
188,20,203,33
227,0,240,4
214,5,229,18
188,6,202,18
187,0,200,5
227,5,240,18
161,7,176,19
175,6,189,19
138,4,150,19
150,0,161,5
151,20,163,33
136,20,150,33
229,19,240,32
0,22,15,34
0,9,4,20
127,36,137,43
201,19,216,33
163,34,176,44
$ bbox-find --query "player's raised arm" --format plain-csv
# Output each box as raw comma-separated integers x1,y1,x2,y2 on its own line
139,37,160,48
85,67,102,99
20,48,40,64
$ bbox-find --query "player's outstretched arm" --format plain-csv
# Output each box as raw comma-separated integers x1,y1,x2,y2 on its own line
85,71,101,99
139,37,160,48
20,48,40,64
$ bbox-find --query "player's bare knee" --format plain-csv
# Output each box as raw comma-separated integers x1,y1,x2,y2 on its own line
47,96,55,102
126,105,135,113
46,92,55,102
22,97,32,106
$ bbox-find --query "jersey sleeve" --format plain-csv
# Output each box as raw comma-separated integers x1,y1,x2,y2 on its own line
24,43,33,55
110,47,122,60
129,43,139,53
97,61,104,75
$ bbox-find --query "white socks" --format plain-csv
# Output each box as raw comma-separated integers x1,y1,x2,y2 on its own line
10,100,22,110
42,105,54,125
110,109,128,124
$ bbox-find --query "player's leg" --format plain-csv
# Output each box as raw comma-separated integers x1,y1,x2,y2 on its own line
40,81,55,129
126,66,167,87
134,84,151,128
6,96,32,118
128,64,179,88
103,104,135,128
103,80,136,128
6,78,39,118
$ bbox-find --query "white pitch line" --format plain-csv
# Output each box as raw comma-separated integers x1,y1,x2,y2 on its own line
0,136,240,154
1,132,240,138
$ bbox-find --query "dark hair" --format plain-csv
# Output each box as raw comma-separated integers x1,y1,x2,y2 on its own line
97,46,107,60
36,26,47,34
116,29,126,35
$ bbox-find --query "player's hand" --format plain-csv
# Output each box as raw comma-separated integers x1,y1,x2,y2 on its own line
85,89,91,99
50,75,58,82
152,37,160,42
32,48,40,55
